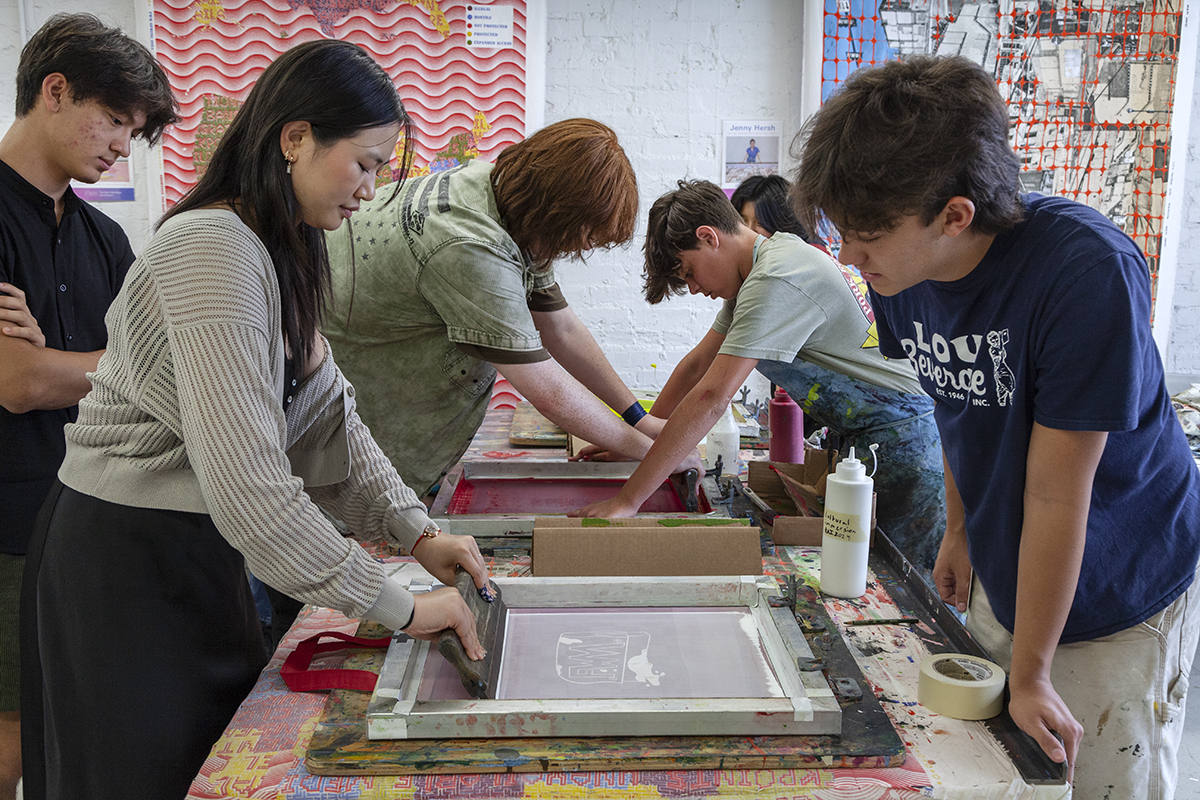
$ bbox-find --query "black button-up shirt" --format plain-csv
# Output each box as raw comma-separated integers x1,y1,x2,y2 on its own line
0,158,134,553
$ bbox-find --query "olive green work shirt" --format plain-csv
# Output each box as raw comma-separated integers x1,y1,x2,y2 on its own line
324,161,564,494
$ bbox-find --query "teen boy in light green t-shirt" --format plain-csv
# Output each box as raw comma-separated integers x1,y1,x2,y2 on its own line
575,180,944,573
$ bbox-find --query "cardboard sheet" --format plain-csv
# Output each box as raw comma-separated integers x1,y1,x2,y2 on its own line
532,522,763,577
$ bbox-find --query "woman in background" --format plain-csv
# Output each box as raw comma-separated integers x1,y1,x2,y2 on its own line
21,40,488,800
730,174,828,252
579,179,944,579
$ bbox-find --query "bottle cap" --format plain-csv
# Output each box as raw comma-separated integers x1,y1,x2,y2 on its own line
836,447,866,478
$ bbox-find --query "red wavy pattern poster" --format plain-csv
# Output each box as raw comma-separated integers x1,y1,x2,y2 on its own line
152,0,527,207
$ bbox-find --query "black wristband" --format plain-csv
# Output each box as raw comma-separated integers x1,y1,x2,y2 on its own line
620,401,647,426
399,605,416,631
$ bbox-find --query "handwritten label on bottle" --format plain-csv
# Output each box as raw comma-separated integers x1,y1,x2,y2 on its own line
823,510,865,542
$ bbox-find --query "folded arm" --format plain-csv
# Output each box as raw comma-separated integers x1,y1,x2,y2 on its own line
0,332,102,413
0,281,104,412
0,282,45,347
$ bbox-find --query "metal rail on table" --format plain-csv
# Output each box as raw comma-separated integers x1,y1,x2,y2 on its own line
867,527,1067,785
732,473,1064,787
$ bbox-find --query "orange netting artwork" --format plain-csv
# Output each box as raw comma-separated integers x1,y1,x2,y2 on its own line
821,1,1181,309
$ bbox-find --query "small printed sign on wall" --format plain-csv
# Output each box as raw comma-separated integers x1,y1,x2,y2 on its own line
71,156,135,203
466,4,515,50
721,120,783,189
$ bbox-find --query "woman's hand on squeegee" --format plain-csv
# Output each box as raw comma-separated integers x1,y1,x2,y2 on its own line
405,588,486,660
412,531,491,594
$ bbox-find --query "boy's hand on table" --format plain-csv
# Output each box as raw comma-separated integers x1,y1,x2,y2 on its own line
932,525,972,613
569,444,629,462
569,495,640,519
676,449,705,477
1007,676,1081,784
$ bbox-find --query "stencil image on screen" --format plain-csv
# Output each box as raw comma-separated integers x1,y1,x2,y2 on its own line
375,574,845,740
494,607,784,700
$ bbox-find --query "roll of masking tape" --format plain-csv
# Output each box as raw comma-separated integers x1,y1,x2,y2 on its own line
918,653,1006,720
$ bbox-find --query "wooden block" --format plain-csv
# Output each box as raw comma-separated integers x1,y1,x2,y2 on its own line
566,433,593,457
508,402,568,447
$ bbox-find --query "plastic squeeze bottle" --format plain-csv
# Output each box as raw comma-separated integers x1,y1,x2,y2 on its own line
706,404,741,474
820,447,873,598
768,388,804,463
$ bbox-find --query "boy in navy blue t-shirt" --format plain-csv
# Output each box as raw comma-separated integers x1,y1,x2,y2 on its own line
792,55,1200,799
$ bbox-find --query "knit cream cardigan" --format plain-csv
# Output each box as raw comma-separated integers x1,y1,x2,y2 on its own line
60,209,426,630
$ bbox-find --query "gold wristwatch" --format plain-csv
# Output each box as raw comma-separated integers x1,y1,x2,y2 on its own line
411,522,440,554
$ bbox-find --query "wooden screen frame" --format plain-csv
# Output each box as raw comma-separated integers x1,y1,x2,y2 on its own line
366,567,839,739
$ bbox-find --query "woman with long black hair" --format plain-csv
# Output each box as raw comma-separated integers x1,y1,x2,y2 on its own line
20,39,488,799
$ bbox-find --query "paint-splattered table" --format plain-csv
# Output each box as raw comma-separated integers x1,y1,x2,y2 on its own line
186,545,1069,799
187,406,1066,798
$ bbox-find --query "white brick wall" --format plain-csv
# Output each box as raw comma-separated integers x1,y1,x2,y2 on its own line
544,0,1200,388
545,0,803,400
1167,42,1200,376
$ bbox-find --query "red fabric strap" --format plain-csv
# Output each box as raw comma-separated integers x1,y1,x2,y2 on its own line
280,631,393,692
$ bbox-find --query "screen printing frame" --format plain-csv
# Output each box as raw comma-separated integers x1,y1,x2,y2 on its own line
428,460,729,537
366,567,839,740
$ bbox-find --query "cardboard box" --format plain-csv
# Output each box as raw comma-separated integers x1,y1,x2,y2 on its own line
747,449,876,547
532,517,762,577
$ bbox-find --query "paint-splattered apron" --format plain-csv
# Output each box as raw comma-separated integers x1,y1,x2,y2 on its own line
757,358,945,575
